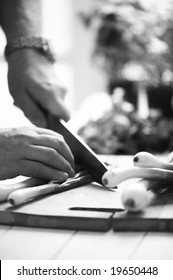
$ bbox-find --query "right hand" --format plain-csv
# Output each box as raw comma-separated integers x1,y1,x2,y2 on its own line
0,126,75,181
7,48,70,127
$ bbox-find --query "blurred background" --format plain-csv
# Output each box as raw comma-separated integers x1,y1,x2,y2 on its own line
0,0,173,155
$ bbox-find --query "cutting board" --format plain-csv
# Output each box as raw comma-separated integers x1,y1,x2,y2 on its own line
0,181,173,232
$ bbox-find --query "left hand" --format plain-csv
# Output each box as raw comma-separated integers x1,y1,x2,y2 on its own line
7,48,70,127
0,126,75,181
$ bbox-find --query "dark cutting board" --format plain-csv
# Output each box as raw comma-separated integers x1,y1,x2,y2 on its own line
0,181,173,232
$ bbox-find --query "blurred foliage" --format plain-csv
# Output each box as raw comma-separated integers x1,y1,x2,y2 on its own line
78,97,173,154
78,0,173,154
79,0,173,86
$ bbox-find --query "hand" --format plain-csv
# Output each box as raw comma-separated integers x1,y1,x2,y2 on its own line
0,126,75,180
7,48,70,127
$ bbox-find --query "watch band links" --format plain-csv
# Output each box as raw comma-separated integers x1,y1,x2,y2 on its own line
4,36,56,62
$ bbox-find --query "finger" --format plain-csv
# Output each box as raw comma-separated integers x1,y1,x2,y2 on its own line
52,96,71,122
49,84,67,99
24,145,75,177
7,126,75,169
29,82,71,121
32,134,75,168
20,159,69,181
13,91,47,127
21,125,62,138
33,126,65,137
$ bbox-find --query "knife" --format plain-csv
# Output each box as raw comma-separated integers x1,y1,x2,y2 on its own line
47,114,108,185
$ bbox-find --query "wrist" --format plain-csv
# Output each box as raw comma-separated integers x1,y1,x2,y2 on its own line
4,36,56,63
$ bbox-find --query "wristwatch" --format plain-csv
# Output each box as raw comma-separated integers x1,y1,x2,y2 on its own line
4,36,56,62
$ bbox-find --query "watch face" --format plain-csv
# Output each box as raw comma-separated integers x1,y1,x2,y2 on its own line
42,40,56,62
41,42,56,62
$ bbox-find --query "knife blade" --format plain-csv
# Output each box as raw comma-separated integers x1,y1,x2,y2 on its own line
47,114,108,184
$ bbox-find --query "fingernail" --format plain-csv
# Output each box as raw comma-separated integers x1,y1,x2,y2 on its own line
57,172,68,182
61,172,69,180
69,168,75,177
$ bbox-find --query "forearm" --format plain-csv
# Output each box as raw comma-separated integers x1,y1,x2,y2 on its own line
0,0,42,42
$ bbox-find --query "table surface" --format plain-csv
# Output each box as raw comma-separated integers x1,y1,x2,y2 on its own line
0,155,173,260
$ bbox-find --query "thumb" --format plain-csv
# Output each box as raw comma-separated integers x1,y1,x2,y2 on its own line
14,91,47,127
35,84,71,122
52,96,71,122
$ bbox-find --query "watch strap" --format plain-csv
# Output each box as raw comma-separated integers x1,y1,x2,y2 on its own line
4,36,56,62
